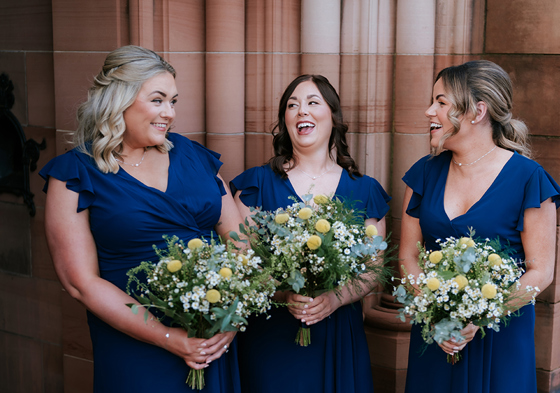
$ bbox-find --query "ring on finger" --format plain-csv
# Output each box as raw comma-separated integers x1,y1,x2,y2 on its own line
223,344,228,350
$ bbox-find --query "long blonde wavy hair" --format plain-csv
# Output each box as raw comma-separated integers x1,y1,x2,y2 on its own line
433,60,531,158
74,45,176,173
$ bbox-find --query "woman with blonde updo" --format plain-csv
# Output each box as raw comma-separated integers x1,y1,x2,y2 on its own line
40,45,242,393
400,60,560,392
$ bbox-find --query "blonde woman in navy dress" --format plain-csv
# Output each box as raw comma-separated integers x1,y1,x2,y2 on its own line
40,46,243,393
231,74,391,392
400,60,560,392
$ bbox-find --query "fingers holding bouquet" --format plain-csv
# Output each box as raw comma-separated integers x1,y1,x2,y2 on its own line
165,328,209,369
300,291,341,325
437,323,480,355
201,331,236,364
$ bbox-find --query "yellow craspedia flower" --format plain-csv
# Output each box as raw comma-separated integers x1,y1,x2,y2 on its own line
206,289,221,303
315,219,331,234
219,267,233,279
307,235,322,250
481,283,497,299
466,239,476,248
488,253,502,267
365,225,378,237
429,251,443,264
275,213,290,224
166,259,182,273
459,237,470,246
187,238,203,250
454,275,468,290
426,277,440,291
313,194,330,205
298,207,313,220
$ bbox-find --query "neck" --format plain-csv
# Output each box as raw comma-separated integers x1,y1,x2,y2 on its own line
292,149,335,173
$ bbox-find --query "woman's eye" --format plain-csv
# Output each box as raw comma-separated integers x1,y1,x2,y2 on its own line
171,99,177,106
152,99,162,104
309,101,319,105
287,103,297,108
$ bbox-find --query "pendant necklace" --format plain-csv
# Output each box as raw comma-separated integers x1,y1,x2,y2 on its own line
297,161,336,180
452,145,497,167
116,150,147,167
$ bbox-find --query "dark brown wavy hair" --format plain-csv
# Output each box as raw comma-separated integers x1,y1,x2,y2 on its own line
268,74,361,179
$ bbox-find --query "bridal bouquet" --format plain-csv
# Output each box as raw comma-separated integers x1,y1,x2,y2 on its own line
392,231,540,364
231,194,389,346
126,235,276,390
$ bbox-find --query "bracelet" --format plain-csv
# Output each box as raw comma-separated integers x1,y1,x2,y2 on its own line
164,328,170,349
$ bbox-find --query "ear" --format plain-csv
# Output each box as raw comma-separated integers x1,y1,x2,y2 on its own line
472,101,488,124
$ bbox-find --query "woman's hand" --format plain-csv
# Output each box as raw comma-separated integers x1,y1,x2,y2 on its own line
166,328,236,369
285,291,342,325
200,331,236,364
437,323,479,355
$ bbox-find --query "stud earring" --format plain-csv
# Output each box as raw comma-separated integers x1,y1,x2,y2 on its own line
471,120,475,124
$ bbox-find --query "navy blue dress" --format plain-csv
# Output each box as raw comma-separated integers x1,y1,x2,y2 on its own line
40,133,241,393
403,151,560,393
230,165,391,393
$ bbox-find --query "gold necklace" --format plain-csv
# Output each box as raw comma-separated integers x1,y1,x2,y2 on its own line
297,161,336,180
452,146,497,167
116,150,147,167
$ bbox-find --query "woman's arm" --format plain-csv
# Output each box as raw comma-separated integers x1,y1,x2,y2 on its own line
287,217,387,325
514,197,557,305
398,186,424,279
45,178,221,369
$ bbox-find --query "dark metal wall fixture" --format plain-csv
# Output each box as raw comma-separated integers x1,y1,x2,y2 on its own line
0,73,46,217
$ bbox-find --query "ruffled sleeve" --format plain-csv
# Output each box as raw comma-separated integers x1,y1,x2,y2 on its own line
364,177,391,220
517,165,560,231
229,166,264,208
39,151,96,213
402,155,432,218
188,139,226,197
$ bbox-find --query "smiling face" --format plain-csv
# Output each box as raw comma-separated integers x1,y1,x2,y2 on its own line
425,78,456,149
284,80,333,153
122,72,178,149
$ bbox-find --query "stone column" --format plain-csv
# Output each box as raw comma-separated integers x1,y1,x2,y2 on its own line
164,0,206,145
300,0,341,89
391,0,435,243
340,0,394,190
205,0,245,183
244,0,301,170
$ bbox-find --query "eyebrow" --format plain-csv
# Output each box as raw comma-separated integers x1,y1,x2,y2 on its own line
150,90,178,98
288,94,322,100
435,94,446,100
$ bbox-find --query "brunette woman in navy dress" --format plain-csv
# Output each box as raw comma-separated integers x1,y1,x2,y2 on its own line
399,60,560,393
231,75,390,393
40,46,243,393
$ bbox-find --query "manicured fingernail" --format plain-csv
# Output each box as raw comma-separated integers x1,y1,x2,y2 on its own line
304,305,308,309
453,347,458,350
302,319,306,323
201,343,207,347
309,298,314,302
200,351,206,355
206,360,212,364
302,310,306,314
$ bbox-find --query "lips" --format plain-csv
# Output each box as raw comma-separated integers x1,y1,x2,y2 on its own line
151,122,168,131
297,121,315,135
430,122,442,132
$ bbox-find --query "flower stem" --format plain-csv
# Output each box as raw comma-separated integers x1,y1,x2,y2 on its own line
186,369,205,390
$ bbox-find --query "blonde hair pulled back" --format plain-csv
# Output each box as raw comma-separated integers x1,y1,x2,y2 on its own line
74,45,176,173
434,60,531,158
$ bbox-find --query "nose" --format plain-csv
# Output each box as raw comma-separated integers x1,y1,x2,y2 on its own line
425,102,436,118
298,103,308,116
161,101,175,119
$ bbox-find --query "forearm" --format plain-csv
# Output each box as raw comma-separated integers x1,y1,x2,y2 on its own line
68,276,169,348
